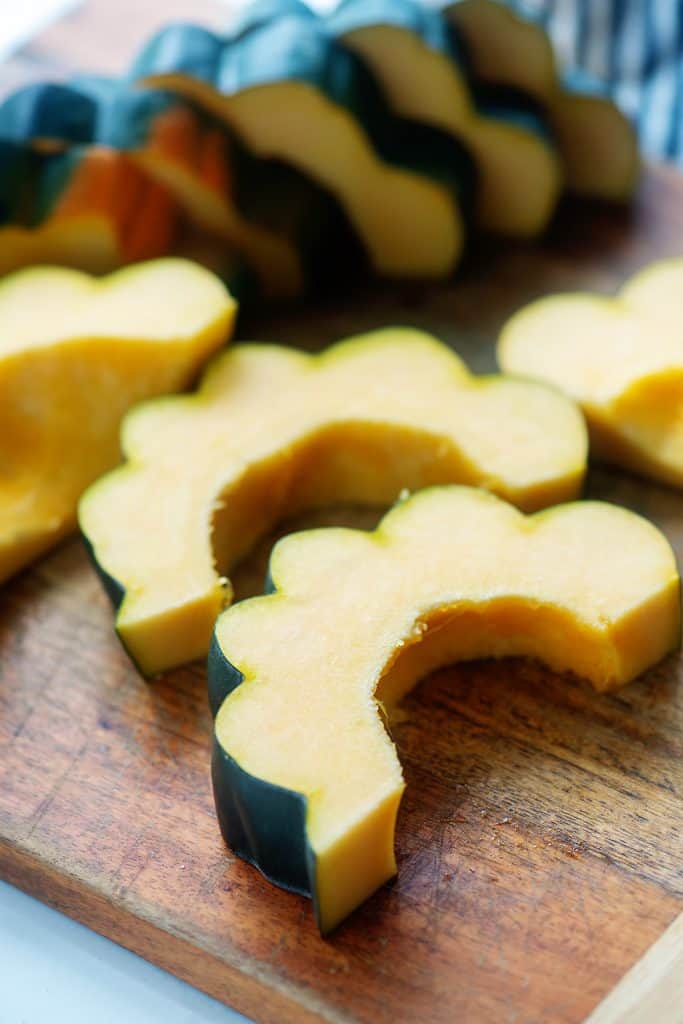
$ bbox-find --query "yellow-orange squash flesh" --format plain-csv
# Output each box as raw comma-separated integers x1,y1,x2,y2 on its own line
79,327,587,676
139,76,464,278
212,485,680,933
498,258,683,487
130,106,304,298
447,0,640,200
338,22,562,237
0,258,236,582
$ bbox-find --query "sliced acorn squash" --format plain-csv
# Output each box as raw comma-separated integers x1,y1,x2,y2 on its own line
498,258,683,487
130,11,476,278
327,0,562,237
446,0,640,199
79,327,587,676
0,79,364,299
209,485,680,933
0,258,236,582
0,141,179,276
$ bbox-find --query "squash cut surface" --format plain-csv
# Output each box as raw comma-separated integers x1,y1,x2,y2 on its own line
210,485,680,933
498,258,683,487
446,0,639,199
329,0,562,237
79,327,587,676
0,258,236,582
131,14,475,277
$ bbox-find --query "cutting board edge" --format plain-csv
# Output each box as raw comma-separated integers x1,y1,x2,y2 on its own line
0,838,330,1024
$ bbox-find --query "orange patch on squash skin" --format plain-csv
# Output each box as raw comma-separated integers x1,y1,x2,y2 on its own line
52,148,179,262
198,128,233,197
147,106,200,165
148,107,234,198
123,173,178,262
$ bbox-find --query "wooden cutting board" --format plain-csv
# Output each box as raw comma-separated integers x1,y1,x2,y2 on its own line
1,4,682,1023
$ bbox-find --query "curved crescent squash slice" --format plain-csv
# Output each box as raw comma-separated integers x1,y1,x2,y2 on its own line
0,259,236,582
209,485,680,933
79,327,587,676
130,14,476,278
0,141,180,276
327,0,562,237
0,80,361,299
498,258,683,488
446,0,639,199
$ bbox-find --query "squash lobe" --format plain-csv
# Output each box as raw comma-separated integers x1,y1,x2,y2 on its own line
79,328,587,676
210,486,680,933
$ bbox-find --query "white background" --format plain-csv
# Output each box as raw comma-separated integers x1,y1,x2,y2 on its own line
0,882,251,1024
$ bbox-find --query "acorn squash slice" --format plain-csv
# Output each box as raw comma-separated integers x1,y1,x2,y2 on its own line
327,0,562,237
0,80,364,299
0,141,180,276
130,14,476,278
498,258,683,487
0,258,236,582
446,0,640,199
209,485,680,933
79,327,587,676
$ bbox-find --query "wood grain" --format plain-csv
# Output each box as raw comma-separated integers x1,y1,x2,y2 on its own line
0,4,682,1023
584,911,683,1024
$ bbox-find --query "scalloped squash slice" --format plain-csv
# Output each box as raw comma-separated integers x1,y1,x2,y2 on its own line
0,259,236,582
328,0,562,237
498,258,683,487
209,486,680,933
0,142,179,276
446,0,639,199
80,327,586,676
131,12,475,278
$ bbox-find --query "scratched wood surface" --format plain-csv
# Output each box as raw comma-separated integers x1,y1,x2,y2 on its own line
1,3,683,1023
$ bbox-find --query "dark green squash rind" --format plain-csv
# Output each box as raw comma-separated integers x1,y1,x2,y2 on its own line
0,82,96,143
0,77,366,297
81,532,126,613
80,531,160,678
328,0,554,157
469,81,554,143
130,16,478,243
208,630,244,717
211,739,314,902
209,601,320,924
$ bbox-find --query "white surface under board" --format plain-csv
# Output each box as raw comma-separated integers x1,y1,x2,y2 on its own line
0,881,252,1024
0,1,82,62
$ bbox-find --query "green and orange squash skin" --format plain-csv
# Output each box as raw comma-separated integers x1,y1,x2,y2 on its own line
208,486,680,933
0,140,181,276
130,10,477,278
0,79,365,298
